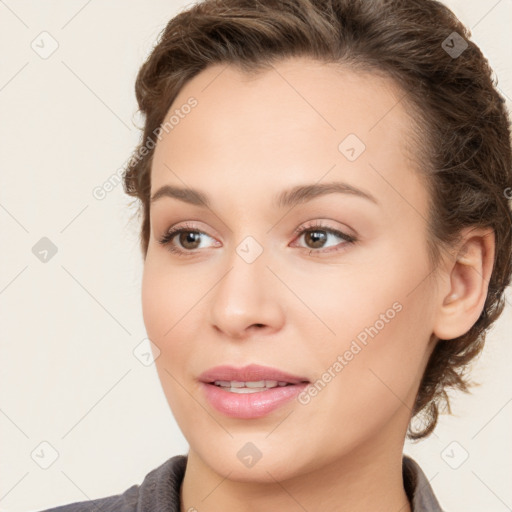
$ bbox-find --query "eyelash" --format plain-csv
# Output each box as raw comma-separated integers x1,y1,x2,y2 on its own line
157,221,357,257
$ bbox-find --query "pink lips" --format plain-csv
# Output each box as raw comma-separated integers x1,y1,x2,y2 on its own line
198,364,309,385
198,364,310,419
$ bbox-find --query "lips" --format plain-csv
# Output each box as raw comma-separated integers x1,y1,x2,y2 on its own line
198,364,309,385
198,364,310,419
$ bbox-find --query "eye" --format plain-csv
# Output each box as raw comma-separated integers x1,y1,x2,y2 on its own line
157,220,357,257
291,221,356,254
158,222,219,256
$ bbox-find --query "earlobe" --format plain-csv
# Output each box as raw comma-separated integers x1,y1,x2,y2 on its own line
433,227,495,341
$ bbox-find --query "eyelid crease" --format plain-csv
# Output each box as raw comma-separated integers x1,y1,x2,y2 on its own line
157,220,358,257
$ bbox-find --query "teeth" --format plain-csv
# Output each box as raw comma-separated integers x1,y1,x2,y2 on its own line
213,380,290,392
226,387,266,394
215,381,232,387
246,380,277,388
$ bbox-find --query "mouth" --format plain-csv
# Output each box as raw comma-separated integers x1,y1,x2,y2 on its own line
198,363,310,388
198,364,310,418
208,379,304,393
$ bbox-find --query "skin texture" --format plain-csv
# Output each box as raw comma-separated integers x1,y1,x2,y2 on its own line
141,56,494,512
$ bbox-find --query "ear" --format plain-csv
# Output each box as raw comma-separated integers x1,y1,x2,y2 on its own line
433,226,495,341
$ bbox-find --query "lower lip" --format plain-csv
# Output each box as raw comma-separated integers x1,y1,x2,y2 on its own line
201,382,308,419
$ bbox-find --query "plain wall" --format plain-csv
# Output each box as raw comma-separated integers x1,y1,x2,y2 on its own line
0,1,510,511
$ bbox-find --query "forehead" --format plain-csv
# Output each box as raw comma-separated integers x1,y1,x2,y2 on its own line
150,56,424,216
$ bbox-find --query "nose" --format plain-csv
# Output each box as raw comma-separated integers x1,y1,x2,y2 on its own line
208,248,285,340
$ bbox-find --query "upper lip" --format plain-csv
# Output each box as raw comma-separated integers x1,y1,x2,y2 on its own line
198,364,309,384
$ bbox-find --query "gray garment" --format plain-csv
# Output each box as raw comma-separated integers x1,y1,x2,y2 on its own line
36,454,444,512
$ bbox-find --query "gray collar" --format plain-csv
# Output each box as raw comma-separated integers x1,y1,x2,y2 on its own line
403,454,444,511
136,454,444,512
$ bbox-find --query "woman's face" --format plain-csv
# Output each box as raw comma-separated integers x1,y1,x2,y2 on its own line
142,56,441,480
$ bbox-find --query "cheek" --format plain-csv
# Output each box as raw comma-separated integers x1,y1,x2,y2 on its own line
141,263,167,341
141,256,204,380
141,260,199,419
297,247,434,434
293,231,430,354
320,299,431,444
141,253,193,340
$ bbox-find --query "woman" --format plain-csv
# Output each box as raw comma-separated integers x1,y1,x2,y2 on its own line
38,0,512,510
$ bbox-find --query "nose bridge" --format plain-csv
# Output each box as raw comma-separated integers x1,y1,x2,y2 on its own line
209,234,284,337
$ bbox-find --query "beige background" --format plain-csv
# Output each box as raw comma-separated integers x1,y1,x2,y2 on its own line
0,1,511,511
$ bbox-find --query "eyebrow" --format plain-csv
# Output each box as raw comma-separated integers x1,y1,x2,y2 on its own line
150,181,378,209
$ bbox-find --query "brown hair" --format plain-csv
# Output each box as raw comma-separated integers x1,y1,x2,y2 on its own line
123,0,512,439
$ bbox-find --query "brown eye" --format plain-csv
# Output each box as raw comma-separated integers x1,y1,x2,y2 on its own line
303,230,328,249
177,231,202,250
292,222,357,255
158,223,219,256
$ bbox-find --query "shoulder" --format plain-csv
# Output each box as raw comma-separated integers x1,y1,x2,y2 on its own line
34,484,140,512
403,454,446,512
35,455,188,512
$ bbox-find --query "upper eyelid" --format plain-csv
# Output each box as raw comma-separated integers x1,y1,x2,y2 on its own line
161,222,353,246
164,221,348,237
